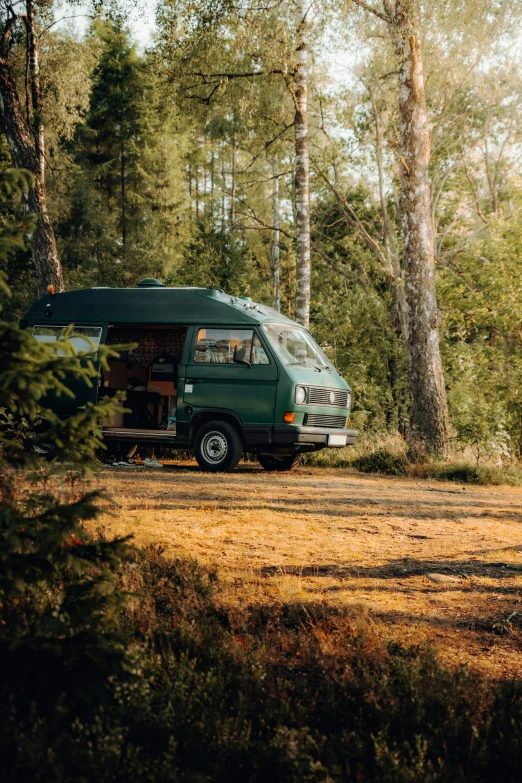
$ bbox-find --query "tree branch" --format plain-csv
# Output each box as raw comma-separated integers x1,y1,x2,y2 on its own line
316,168,392,274
351,0,390,23
311,241,364,285
186,69,284,80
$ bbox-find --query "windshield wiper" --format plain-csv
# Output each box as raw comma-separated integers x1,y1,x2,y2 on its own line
288,359,322,372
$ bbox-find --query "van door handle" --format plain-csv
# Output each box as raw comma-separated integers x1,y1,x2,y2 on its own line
185,379,203,384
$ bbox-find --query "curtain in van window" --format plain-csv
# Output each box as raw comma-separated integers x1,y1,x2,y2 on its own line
106,327,186,368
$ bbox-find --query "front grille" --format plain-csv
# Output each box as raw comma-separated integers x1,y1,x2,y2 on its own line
304,413,347,429
307,387,349,408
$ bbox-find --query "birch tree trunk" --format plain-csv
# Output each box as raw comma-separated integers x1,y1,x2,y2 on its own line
230,138,236,229
26,0,44,184
272,157,281,310
221,148,226,227
388,3,450,457
293,0,311,327
0,6,63,296
210,142,215,219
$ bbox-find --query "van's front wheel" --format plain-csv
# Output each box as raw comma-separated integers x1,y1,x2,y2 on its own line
258,453,298,472
194,420,243,472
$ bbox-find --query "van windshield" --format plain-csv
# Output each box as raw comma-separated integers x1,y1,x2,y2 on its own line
262,323,332,369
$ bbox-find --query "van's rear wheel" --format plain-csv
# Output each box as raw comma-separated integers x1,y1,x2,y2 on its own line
258,453,298,472
194,420,243,472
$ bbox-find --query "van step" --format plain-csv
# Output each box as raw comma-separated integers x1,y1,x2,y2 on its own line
101,428,177,439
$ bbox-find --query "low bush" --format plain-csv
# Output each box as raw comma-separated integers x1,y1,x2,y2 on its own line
306,431,522,485
352,448,409,476
409,460,522,486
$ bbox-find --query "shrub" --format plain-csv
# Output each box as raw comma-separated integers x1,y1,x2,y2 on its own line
352,448,409,476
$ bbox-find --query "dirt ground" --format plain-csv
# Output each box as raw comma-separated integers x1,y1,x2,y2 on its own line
96,462,522,679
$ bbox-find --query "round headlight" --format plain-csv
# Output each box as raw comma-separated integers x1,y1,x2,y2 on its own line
295,386,307,404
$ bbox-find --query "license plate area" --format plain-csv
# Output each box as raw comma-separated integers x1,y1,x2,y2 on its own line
327,434,347,447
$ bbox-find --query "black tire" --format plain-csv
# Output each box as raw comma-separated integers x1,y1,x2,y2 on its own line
193,420,243,472
258,453,298,472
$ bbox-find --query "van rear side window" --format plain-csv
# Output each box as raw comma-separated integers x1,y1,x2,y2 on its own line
32,325,102,354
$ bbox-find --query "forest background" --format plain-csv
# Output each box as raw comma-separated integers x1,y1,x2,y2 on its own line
1,0,522,464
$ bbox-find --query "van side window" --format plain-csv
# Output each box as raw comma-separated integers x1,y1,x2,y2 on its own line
252,334,269,365
194,328,254,364
32,325,102,354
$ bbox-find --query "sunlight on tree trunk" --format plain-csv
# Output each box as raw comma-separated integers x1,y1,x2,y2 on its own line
294,0,311,327
0,2,64,296
230,138,236,229
272,156,281,310
389,5,450,457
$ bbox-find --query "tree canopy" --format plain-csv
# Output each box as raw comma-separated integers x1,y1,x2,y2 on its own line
1,0,521,457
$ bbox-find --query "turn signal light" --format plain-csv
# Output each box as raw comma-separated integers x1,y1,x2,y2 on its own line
283,412,296,423
47,284,55,295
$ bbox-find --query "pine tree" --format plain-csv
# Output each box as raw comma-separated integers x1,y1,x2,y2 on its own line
0,169,133,748
61,20,191,287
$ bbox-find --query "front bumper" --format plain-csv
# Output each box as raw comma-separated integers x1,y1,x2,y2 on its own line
273,425,358,448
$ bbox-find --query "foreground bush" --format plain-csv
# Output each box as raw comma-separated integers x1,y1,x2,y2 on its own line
2,545,522,782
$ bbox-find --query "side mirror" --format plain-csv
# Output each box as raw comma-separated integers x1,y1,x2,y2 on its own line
233,345,251,366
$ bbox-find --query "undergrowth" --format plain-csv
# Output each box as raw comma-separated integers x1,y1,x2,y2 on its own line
305,432,522,485
2,544,522,782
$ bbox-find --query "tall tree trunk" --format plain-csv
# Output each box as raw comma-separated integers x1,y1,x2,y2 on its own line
120,135,126,258
26,0,44,184
0,8,63,296
221,148,226,228
230,138,236,229
293,0,311,327
388,4,450,457
203,145,208,213
195,164,199,216
272,157,281,311
188,160,193,224
210,142,215,219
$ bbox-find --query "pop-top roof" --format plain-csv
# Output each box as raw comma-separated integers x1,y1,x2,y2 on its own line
21,284,298,328
135,278,166,287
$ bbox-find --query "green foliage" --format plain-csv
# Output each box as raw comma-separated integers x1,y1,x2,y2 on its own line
352,448,409,476
59,19,191,288
311,191,409,431
307,434,522,484
0,319,128,466
0,169,134,773
440,220,522,460
169,219,269,297
0,167,35,304
4,0,522,462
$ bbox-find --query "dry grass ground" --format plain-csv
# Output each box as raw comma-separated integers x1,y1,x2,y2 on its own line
95,462,522,679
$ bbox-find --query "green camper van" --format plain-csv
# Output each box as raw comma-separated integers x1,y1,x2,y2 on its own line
21,279,357,471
